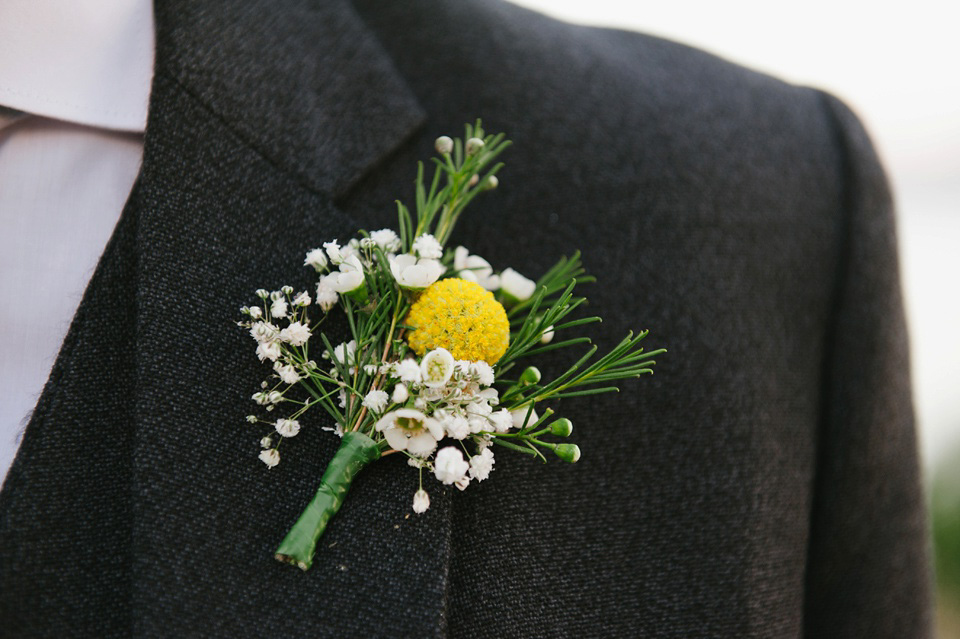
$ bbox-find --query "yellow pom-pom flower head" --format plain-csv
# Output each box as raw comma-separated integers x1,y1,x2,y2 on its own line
405,278,510,365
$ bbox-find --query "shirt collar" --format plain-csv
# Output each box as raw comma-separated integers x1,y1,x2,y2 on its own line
0,0,154,132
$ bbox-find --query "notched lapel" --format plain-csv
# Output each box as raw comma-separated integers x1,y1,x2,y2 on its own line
120,3,449,636
154,0,426,199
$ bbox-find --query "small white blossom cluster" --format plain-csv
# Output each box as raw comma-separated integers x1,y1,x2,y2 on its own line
238,286,322,465
369,347,519,502
241,228,547,515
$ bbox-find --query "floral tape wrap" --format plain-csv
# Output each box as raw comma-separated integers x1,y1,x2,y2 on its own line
274,432,381,570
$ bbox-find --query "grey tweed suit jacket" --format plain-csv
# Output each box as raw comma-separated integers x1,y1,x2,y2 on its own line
0,1,931,637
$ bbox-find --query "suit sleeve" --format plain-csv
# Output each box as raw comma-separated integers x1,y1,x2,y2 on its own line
802,92,933,638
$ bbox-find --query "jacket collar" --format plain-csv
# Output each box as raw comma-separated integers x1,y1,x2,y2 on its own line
152,0,425,199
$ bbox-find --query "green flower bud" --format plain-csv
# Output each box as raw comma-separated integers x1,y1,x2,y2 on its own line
549,418,573,437
484,175,499,190
553,444,580,464
520,366,541,385
554,443,581,463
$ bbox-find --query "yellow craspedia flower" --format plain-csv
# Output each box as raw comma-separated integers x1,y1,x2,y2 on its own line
406,278,510,364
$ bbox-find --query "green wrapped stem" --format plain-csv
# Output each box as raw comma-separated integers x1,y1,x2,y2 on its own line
275,431,382,571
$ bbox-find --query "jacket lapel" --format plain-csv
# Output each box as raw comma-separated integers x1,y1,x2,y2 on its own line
127,2,452,635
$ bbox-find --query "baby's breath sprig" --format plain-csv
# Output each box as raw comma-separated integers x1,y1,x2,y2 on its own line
236,122,664,571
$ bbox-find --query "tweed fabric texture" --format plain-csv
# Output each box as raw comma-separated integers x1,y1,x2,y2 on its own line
0,0,931,637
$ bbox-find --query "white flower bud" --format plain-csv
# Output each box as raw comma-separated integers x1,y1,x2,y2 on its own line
260,435,272,448
255,289,269,299
485,175,499,190
392,383,409,404
541,325,554,344
435,136,454,154
500,268,537,303
412,488,431,514
465,137,484,155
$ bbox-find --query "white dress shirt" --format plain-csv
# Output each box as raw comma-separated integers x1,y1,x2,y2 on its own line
0,0,155,480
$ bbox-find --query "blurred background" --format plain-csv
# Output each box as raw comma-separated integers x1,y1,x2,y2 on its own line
505,0,960,634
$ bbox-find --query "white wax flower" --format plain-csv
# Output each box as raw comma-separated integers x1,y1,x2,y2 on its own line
389,254,444,290
412,233,443,259
270,298,289,318
434,446,469,485
275,418,301,438
377,409,443,457
469,448,495,481
510,405,539,429
500,268,536,302
316,277,339,312
362,389,389,414
370,228,401,252
256,341,281,362
454,246,500,291
326,255,365,294
412,488,431,514
304,248,328,271
392,383,409,404
259,449,280,468
279,321,311,346
276,364,301,385
392,359,421,384
323,240,343,265
420,348,455,388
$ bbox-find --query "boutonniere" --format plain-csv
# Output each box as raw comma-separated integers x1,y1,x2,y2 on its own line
237,122,665,571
